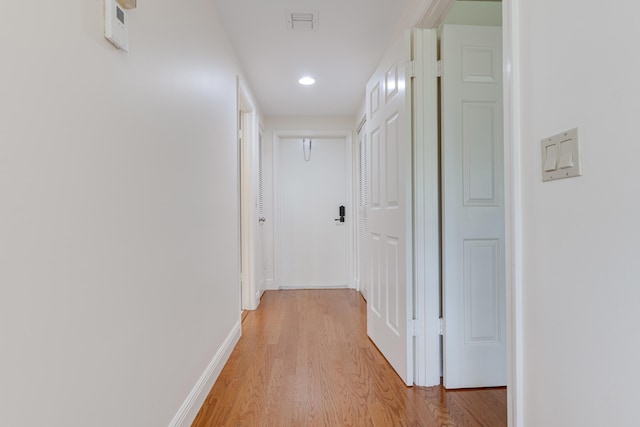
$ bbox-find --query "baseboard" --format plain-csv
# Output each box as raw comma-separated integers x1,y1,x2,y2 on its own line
168,320,241,427
265,278,275,290
255,280,264,304
279,284,348,290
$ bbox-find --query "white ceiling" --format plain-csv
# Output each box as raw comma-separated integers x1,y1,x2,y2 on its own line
211,0,415,118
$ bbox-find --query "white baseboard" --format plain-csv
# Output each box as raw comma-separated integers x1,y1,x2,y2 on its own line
168,320,241,427
265,278,275,290
255,280,265,304
279,284,348,290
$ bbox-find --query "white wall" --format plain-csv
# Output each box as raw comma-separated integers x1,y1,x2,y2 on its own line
516,1,640,425
0,1,247,426
442,1,502,27
266,116,356,133
355,99,367,130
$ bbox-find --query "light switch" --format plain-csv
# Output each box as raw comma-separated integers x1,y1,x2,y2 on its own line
541,127,582,182
558,140,574,169
543,144,558,172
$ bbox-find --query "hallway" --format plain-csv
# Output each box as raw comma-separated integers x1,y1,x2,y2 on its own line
192,290,506,426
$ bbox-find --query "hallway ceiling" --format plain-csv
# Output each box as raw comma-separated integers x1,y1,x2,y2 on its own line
211,0,413,118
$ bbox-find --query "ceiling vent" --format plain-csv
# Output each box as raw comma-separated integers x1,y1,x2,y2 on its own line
286,11,319,31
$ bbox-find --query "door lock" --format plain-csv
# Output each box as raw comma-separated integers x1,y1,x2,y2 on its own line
334,205,345,223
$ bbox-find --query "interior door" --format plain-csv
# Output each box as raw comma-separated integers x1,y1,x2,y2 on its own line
365,32,413,385
278,138,347,288
441,24,506,389
358,128,369,300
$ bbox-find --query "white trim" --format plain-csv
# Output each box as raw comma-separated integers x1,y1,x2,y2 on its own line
235,76,243,316
353,125,365,295
412,28,441,388
503,0,523,425
355,115,366,134
238,81,260,311
345,131,355,290
279,285,349,290
168,321,241,427
272,130,355,291
416,0,456,29
272,131,280,291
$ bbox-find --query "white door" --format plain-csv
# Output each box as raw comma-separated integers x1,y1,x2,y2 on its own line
441,24,506,389
366,32,413,385
278,138,347,288
358,128,369,300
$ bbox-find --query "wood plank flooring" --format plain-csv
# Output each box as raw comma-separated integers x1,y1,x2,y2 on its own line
192,289,506,427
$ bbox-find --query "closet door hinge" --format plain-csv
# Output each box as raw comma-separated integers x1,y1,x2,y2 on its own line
436,60,443,78
439,317,444,336
406,60,416,78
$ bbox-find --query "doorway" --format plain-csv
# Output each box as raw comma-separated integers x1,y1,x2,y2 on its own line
238,81,263,311
353,1,506,390
438,1,506,390
273,133,354,289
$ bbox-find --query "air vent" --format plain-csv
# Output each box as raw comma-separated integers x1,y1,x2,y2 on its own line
286,11,318,31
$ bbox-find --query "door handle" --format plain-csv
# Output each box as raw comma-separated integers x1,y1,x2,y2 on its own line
334,205,345,223
258,217,266,223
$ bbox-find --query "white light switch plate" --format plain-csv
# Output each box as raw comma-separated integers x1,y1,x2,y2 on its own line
541,127,582,182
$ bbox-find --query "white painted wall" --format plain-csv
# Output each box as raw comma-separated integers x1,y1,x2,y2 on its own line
355,99,367,130
442,1,502,27
266,116,356,132
0,1,248,426
515,1,640,425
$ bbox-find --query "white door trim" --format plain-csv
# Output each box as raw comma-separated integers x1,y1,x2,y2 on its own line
238,80,261,310
412,28,441,388
411,0,523,424
354,123,365,295
503,0,524,425
272,130,354,291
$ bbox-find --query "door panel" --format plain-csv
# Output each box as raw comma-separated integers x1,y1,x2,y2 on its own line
442,24,505,389
366,32,413,385
278,138,347,288
464,239,500,343
463,103,499,205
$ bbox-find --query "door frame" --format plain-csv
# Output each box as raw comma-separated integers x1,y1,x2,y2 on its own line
354,117,367,298
412,28,441,388
272,130,354,290
411,1,523,425
238,80,261,310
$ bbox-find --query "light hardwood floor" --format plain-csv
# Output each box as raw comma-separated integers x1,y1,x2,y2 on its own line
192,289,506,427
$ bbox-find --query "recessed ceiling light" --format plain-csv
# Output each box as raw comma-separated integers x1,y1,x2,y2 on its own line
299,77,315,86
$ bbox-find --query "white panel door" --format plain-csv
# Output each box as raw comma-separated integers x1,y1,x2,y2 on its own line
279,138,347,288
442,25,506,389
366,32,413,385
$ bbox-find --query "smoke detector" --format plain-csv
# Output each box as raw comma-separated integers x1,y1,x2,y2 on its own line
286,11,319,31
